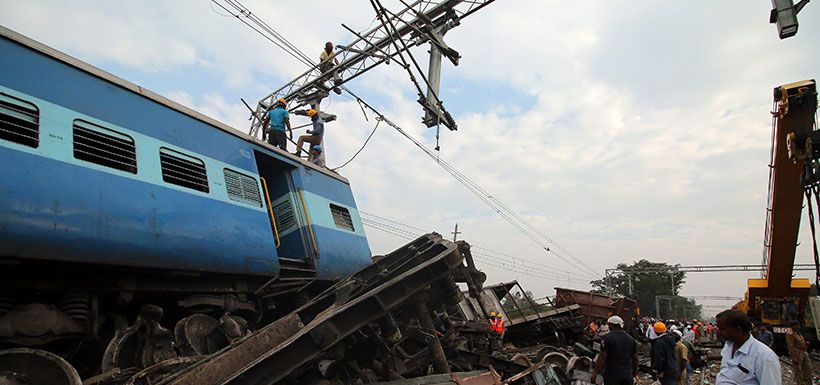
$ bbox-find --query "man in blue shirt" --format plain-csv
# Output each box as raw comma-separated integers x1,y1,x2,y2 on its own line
715,310,781,385
591,316,637,385
754,324,774,348
650,322,680,385
294,109,324,157
263,98,292,151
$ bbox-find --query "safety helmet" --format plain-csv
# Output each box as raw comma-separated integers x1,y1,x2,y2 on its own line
607,316,624,326
653,322,667,333
276,98,287,106
307,109,318,117
490,311,497,317
311,145,322,152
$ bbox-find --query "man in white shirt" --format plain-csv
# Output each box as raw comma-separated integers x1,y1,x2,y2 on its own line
683,325,695,343
715,310,781,385
646,321,659,340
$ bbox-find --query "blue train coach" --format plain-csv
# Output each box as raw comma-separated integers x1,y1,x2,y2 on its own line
0,25,372,368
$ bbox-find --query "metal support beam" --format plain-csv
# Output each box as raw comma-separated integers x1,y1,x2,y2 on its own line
605,263,817,276
248,0,496,139
415,301,451,374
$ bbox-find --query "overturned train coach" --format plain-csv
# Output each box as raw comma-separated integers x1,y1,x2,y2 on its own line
0,25,372,370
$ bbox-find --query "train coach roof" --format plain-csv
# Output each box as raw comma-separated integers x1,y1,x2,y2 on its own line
0,25,348,183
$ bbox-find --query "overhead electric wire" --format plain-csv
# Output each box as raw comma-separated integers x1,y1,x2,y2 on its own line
360,210,428,233
362,217,585,283
210,0,316,69
332,119,381,170
342,87,599,278
360,211,593,283
212,0,597,277
365,210,594,280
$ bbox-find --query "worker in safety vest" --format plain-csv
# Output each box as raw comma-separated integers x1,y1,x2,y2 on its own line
489,311,499,333
495,314,505,335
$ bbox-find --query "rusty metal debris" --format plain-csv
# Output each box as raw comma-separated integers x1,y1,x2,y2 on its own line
1,234,628,385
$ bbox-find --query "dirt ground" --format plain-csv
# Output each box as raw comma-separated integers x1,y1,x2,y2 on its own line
633,347,820,385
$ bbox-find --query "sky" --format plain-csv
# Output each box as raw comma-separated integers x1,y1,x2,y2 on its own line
2,1,818,316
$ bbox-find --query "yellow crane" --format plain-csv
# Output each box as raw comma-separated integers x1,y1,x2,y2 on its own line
738,79,818,348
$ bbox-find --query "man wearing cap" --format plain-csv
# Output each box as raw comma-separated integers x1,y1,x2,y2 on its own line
672,330,688,385
715,310,781,385
263,98,292,151
591,316,637,385
294,109,324,157
650,322,680,385
679,331,696,385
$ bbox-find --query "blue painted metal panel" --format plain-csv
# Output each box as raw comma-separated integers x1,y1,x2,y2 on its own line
0,37,256,172
0,33,374,280
311,226,373,279
0,147,279,276
0,85,270,211
298,167,358,207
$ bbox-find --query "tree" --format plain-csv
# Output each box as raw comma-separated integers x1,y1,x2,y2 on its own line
591,259,701,319
500,290,551,320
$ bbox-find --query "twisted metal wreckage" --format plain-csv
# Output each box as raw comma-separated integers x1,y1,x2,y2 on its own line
53,234,595,385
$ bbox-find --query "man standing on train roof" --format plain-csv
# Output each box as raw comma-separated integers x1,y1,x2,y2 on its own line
263,98,292,151
319,41,341,94
714,310,781,385
591,316,637,385
294,109,324,157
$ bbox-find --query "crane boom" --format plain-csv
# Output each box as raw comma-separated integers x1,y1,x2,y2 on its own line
248,0,496,139
745,79,817,326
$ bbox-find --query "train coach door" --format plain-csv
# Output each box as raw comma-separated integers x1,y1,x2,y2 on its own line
254,151,315,265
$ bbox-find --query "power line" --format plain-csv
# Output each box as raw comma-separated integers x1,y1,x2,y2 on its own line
210,0,316,68
360,211,593,282
342,87,599,277
332,119,381,170
360,211,429,233
361,211,592,279
212,0,597,277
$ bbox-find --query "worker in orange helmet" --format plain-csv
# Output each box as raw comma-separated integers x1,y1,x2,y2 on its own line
495,313,505,335
488,311,499,333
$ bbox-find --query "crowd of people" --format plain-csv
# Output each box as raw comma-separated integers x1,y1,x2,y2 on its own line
588,310,813,385
637,318,717,344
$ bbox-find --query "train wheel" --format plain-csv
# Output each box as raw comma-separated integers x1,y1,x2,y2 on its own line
174,314,222,356
101,325,141,372
0,348,82,385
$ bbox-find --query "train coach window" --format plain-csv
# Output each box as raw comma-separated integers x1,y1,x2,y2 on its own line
73,120,137,174
224,168,262,207
330,204,355,232
0,93,39,148
159,148,209,193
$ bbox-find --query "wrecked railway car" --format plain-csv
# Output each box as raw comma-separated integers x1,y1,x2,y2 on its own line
553,288,638,330
0,26,605,385
458,281,583,347
0,25,372,379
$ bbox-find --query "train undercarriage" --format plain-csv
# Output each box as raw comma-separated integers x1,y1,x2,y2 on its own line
0,234,596,385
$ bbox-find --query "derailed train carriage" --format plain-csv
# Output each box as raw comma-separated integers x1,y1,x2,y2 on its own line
0,25,372,375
